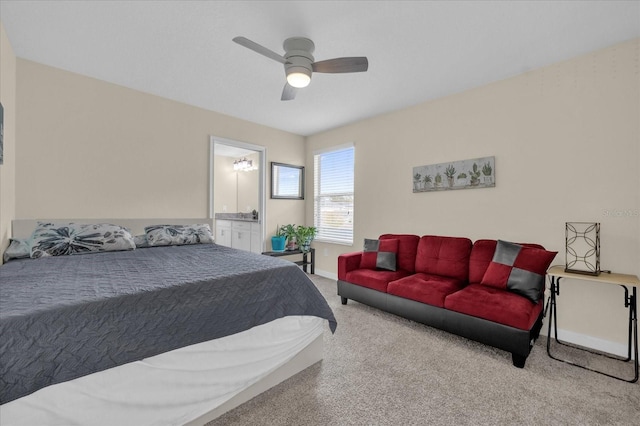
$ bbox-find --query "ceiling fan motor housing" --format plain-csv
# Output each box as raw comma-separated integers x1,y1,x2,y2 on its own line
283,37,315,81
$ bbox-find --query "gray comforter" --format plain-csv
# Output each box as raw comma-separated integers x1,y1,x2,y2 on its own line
0,243,337,404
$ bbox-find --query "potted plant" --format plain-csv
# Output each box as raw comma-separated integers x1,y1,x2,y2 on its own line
281,224,298,251
457,172,467,186
482,162,493,184
434,172,443,188
271,225,286,252
413,173,422,191
422,174,432,190
444,164,456,187
296,225,317,253
468,163,481,186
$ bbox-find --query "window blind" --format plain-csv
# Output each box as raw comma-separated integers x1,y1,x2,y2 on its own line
313,146,354,245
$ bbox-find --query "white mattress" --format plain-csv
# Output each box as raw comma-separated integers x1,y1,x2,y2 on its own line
1,316,325,426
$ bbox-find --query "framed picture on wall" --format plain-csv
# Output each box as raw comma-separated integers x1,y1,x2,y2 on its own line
412,156,495,192
271,162,304,199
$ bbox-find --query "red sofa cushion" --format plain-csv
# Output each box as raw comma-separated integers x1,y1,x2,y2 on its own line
444,284,543,330
379,234,420,273
388,273,466,308
414,235,472,282
480,240,557,302
345,269,412,293
468,239,546,284
360,238,399,271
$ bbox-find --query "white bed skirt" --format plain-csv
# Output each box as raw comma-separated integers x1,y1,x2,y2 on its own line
1,316,326,426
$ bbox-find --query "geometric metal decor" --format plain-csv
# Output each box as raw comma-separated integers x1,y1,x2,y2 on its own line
565,222,600,276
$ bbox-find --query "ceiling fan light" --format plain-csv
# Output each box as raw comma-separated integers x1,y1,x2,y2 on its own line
286,70,311,88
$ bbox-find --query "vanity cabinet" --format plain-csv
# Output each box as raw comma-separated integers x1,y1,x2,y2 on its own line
216,220,261,254
215,220,232,247
250,225,261,253
231,221,252,252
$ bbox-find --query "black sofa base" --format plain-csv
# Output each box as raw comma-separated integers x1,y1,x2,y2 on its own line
337,280,544,367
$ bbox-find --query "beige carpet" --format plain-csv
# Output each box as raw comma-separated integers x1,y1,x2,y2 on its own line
208,275,639,425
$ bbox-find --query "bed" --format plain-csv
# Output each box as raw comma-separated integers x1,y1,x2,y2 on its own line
0,218,337,425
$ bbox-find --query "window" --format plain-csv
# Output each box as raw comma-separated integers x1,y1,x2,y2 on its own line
314,145,354,245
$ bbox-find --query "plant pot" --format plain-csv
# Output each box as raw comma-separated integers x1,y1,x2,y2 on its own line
300,238,313,253
286,240,298,251
271,236,286,252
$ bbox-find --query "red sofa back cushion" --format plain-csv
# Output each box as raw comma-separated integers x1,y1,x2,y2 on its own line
414,235,472,282
379,234,420,273
469,239,545,284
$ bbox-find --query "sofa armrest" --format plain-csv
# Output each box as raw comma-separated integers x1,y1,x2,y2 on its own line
338,252,363,280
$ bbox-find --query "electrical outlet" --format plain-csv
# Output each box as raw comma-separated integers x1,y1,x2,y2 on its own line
323,248,329,257
222,205,227,212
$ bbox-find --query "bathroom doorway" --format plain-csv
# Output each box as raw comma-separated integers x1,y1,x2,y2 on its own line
209,136,265,253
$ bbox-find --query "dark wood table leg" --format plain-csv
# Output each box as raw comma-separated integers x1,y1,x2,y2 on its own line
310,248,315,274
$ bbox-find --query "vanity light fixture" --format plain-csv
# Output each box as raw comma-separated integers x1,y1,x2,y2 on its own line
233,157,254,172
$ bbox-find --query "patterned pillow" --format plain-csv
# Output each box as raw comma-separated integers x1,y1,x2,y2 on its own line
360,238,399,271
480,240,557,302
3,238,31,262
30,222,136,259
144,224,214,247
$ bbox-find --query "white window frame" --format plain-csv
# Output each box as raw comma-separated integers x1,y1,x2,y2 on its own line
313,144,354,245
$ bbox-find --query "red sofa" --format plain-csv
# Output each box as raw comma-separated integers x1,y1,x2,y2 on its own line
338,234,557,367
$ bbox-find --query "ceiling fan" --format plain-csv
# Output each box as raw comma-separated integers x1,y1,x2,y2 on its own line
232,36,368,101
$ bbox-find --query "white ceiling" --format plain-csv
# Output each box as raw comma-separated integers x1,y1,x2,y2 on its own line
1,1,638,136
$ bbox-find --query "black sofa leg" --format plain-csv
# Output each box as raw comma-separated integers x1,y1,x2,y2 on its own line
341,297,348,305
512,353,527,368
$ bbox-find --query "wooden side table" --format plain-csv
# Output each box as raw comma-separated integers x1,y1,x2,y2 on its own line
262,248,315,274
546,265,638,382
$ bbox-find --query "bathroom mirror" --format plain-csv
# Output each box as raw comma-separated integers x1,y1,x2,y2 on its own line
271,162,304,200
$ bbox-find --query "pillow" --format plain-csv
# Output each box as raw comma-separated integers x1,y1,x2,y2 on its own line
480,240,557,302
30,222,136,259
360,238,399,271
3,238,31,262
133,234,150,248
144,224,214,247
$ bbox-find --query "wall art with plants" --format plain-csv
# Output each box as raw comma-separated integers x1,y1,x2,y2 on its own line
412,156,495,193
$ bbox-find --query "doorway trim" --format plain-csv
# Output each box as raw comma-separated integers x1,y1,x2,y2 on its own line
209,135,266,252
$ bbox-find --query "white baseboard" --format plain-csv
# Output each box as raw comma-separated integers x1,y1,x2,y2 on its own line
540,326,634,359
314,269,337,281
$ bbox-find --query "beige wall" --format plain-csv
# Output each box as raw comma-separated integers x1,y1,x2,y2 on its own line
307,39,640,346
14,59,305,243
0,22,17,261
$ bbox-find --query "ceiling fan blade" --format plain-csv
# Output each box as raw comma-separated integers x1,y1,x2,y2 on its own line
312,57,368,73
232,36,287,64
281,83,297,101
